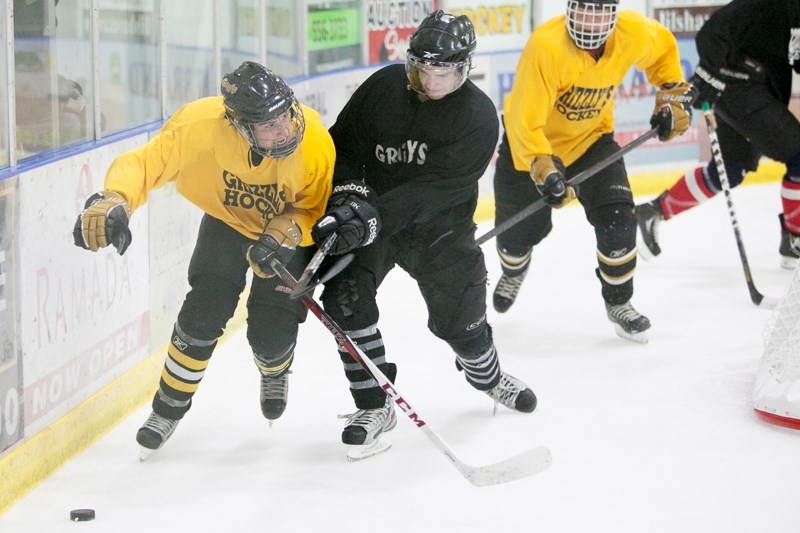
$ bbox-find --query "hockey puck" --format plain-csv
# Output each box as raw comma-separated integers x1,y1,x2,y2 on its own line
70,509,95,522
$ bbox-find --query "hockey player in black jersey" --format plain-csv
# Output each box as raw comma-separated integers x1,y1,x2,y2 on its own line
635,0,800,269
310,10,537,460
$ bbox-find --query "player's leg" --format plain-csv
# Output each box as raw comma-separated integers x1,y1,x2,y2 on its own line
246,245,312,422
635,116,754,258
578,135,651,343
412,227,536,413
137,215,250,456
320,244,397,459
492,135,553,312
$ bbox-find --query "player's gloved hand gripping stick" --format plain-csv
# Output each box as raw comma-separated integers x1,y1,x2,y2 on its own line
477,127,660,245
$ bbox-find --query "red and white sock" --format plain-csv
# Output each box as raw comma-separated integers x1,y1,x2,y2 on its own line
660,167,716,220
781,177,800,234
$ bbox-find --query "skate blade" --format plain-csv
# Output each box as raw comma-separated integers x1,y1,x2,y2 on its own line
139,446,155,462
346,437,392,462
780,256,798,270
635,238,656,261
613,324,649,344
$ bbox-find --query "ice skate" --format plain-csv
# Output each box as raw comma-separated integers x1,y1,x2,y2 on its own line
340,397,397,461
260,370,290,426
485,372,537,414
634,195,665,259
493,271,529,313
136,411,180,461
779,215,799,270
606,301,651,344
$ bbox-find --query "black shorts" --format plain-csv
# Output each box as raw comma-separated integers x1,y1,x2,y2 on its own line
715,81,800,169
494,132,631,250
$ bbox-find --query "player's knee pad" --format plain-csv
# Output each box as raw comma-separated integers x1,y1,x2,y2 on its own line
587,202,636,250
704,158,746,189
321,276,379,328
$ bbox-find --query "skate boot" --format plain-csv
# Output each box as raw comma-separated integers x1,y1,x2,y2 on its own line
340,396,397,461
136,411,180,461
779,214,800,270
634,194,665,259
493,271,530,313
606,301,651,344
485,372,537,414
260,370,290,423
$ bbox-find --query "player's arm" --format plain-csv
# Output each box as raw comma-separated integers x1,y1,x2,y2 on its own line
636,19,696,141
73,112,183,255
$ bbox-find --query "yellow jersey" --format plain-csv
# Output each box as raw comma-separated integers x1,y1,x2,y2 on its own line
104,96,334,245
504,10,684,170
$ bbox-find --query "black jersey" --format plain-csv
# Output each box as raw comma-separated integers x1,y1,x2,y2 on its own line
328,64,499,238
696,0,800,102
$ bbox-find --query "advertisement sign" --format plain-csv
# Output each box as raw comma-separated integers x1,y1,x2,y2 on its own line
0,178,23,454
17,145,151,437
308,2,362,74
366,0,440,64
443,1,530,52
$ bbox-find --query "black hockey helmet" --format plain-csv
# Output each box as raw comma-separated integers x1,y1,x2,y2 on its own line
405,11,476,98
221,61,305,158
566,0,619,50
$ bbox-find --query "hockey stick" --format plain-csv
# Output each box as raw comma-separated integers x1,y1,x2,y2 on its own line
701,102,778,309
270,260,552,486
476,127,660,245
289,252,355,299
291,234,338,298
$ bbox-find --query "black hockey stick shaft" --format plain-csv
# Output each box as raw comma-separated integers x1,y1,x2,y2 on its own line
270,260,552,486
702,103,776,308
476,127,659,246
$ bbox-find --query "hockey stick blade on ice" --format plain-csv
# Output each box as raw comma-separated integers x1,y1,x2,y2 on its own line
702,103,779,309
270,260,553,486
476,127,659,246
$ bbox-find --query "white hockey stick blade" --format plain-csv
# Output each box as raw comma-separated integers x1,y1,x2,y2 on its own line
452,444,552,487
758,296,780,310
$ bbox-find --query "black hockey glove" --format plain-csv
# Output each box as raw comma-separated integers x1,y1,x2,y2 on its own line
650,82,697,142
73,191,132,255
690,58,764,109
530,155,574,209
247,217,302,278
311,180,381,255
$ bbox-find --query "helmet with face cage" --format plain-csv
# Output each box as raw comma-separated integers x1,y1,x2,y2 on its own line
221,61,305,158
566,0,619,50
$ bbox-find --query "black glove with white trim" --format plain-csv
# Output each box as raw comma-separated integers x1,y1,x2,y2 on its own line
311,180,381,255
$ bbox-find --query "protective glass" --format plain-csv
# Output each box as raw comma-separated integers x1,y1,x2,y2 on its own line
233,101,305,158
566,1,618,50
405,53,470,99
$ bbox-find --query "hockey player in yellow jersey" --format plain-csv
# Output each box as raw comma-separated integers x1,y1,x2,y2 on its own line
492,0,695,343
72,62,334,458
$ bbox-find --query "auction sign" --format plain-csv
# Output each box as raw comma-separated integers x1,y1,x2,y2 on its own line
366,0,440,64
